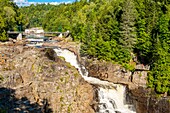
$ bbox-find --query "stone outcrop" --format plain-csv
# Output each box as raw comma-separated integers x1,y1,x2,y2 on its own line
43,37,80,57
0,46,94,113
82,58,148,89
128,87,170,113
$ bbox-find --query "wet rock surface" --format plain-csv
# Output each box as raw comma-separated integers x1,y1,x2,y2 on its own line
0,45,94,113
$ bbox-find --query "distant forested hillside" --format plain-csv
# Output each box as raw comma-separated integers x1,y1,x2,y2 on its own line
20,0,170,94
0,0,23,41
20,4,56,28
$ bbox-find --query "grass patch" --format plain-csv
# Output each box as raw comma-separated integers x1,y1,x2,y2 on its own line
67,104,71,113
37,65,42,73
65,63,72,68
60,77,64,82
58,56,65,61
0,74,4,82
60,96,64,102
123,63,135,72
56,86,60,90
74,73,79,78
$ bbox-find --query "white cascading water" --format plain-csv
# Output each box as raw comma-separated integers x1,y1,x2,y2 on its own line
54,48,136,113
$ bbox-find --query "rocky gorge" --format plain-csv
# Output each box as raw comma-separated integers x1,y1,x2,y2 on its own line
54,38,170,113
0,38,170,113
0,45,94,113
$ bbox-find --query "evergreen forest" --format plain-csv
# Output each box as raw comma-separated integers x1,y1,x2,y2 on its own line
1,0,170,94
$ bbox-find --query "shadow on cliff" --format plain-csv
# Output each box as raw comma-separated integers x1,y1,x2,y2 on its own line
0,87,52,113
127,86,170,113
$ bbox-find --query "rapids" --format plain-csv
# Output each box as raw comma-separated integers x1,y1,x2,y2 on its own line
54,48,136,113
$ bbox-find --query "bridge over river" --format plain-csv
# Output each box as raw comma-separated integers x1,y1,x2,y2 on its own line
7,31,70,38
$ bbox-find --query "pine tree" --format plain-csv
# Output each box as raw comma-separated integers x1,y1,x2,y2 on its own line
120,0,137,51
135,0,152,64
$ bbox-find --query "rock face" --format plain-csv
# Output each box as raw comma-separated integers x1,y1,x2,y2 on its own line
0,46,94,113
82,58,170,113
43,37,80,57
82,59,148,89
129,87,170,113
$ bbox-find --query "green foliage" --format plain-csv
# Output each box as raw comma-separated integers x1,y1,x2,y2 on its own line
0,0,22,41
0,74,4,82
20,4,56,29
0,108,6,113
0,31,8,41
123,63,135,72
120,0,137,51
148,13,170,94
135,18,152,64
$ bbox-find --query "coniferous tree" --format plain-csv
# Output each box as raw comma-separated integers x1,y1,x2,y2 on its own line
149,13,170,94
135,0,152,63
120,0,137,51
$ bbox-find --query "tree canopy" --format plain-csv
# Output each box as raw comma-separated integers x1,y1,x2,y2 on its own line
0,0,22,41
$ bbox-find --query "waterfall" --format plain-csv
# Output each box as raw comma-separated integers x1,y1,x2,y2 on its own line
54,48,136,113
